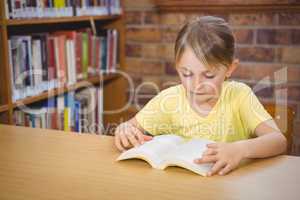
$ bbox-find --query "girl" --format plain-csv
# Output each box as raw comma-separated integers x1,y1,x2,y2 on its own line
114,16,287,176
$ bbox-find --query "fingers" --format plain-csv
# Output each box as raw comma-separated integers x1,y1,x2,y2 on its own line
218,164,233,176
114,122,152,152
143,134,153,141
134,130,145,144
202,148,218,156
119,132,131,149
194,155,218,164
114,134,126,152
131,126,146,144
207,143,218,148
207,161,226,176
126,131,140,147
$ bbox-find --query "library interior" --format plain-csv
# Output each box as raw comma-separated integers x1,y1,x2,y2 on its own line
0,1,300,199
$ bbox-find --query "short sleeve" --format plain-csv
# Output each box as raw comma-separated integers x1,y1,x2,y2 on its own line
238,86,273,136
135,88,178,136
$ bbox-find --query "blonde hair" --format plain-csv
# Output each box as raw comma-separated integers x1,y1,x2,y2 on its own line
175,16,235,70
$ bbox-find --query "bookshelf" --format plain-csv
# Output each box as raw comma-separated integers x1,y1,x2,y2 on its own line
6,15,121,26
0,1,127,135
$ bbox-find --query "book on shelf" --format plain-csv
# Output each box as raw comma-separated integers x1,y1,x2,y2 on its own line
8,28,119,102
13,86,104,134
117,134,215,176
5,0,122,19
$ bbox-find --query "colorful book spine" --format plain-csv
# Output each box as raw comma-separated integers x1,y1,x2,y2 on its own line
8,28,119,102
6,0,121,19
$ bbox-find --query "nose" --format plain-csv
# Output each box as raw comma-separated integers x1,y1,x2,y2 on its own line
193,74,206,90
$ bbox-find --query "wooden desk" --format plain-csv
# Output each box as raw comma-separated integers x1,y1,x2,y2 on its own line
0,125,299,200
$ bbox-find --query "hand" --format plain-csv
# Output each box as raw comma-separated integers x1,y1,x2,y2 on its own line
114,121,153,152
194,142,246,176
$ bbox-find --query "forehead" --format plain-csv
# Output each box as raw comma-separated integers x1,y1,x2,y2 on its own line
176,48,216,73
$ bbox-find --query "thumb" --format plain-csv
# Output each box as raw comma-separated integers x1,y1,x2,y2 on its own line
207,143,218,148
143,134,153,141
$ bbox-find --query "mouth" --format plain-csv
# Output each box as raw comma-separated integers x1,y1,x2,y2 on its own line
190,91,206,95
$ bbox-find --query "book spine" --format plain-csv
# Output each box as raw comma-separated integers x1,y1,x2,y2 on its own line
82,32,88,79
47,37,56,81
75,33,83,80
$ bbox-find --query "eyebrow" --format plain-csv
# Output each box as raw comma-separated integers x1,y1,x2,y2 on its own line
179,66,213,74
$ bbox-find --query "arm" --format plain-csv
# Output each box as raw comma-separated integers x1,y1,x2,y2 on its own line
235,119,287,158
194,84,288,176
194,119,287,176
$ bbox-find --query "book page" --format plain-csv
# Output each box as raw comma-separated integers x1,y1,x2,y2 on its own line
161,139,215,176
116,134,184,168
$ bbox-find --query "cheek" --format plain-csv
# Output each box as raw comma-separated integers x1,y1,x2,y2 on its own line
179,77,190,90
206,78,224,95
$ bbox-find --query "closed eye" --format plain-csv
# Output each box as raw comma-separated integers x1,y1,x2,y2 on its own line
205,74,215,79
204,72,215,79
182,73,193,77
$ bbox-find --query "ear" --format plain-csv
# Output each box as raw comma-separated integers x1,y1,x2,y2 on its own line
226,59,239,78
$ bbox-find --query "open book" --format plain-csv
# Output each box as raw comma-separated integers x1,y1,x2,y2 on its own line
116,134,215,176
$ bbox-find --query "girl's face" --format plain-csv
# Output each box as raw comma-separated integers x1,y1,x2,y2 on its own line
176,48,231,105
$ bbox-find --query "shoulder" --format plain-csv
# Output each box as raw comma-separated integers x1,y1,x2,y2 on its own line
223,80,252,100
159,84,183,95
143,84,183,111
221,81,255,107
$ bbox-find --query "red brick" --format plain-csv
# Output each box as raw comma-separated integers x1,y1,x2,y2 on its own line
131,75,143,88
161,27,180,43
287,66,300,83
257,29,291,45
140,60,164,75
180,0,290,5
178,62,282,82
274,85,300,101
252,63,282,82
125,11,142,25
141,44,164,59
165,61,177,75
211,14,229,22
134,76,162,99
279,13,300,26
252,84,274,98
160,13,187,27
266,65,300,86
124,74,142,91
161,76,181,90
247,82,274,101
185,13,229,22
184,13,206,21
288,86,300,101
229,13,276,26
144,11,160,24
125,58,142,74
126,43,142,57
291,29,300,45
142,76,163,90
126,27,161,43
279,47,300,64
233,29,254,44
124,0,155,11
161,43,175,61
231,63,253,80
236,47,275,62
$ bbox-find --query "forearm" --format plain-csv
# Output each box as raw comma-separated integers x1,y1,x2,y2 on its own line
236,132,287,159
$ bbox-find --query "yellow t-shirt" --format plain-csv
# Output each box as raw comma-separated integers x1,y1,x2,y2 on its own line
135,80,273,142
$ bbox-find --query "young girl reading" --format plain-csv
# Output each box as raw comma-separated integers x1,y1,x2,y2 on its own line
114,16,287,176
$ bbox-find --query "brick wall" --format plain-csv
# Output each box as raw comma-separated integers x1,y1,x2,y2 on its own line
123,0,300,155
